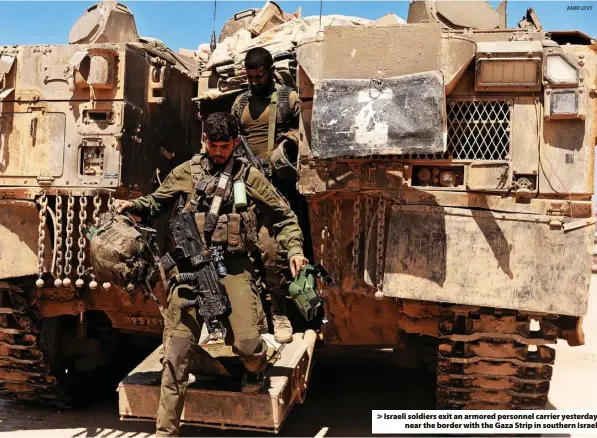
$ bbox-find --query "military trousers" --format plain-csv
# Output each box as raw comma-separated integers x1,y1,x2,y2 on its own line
258,217,291,315
155,254,268,437
257,176,312,315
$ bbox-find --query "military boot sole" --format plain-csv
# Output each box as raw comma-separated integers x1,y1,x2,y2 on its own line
274,331,293,344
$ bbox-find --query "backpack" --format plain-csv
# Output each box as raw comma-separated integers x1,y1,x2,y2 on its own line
87,212,157,303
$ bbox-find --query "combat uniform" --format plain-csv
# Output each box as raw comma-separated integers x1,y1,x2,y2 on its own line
231,82,300,160
232,82,312,339
129,152,304,437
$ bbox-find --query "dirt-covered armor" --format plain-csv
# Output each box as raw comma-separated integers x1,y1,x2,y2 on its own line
0,0,201,405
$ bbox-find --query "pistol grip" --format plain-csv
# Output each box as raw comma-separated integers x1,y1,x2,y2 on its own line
179,298,198,310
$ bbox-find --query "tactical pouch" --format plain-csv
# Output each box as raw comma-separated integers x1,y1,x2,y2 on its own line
211,215,228,245
204,212,219,236
226,213,244,253
240,205,259,251
194,213,206,237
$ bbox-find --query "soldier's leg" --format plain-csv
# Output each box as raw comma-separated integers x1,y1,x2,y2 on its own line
257,223,293,344
156,284,203,437
221,255,269,392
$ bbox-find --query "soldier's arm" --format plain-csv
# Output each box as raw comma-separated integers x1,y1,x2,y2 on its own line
245,167,304,259
129,161,193,219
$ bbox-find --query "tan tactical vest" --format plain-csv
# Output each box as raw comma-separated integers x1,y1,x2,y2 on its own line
186,154,259,254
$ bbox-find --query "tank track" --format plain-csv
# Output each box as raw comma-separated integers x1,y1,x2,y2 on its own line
436,306,558,410
0,281,70,407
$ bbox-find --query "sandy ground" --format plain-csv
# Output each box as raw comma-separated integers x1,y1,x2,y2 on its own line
0,278,596,437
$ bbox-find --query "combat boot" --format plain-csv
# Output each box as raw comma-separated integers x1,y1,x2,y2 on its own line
271,292,293,344
273,315,293,344
241,371,265,394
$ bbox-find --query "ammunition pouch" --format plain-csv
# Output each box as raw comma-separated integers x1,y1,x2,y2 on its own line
192,207,258,255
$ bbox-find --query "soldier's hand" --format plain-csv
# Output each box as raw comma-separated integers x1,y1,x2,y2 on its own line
113,199,134,213
289,255,309,278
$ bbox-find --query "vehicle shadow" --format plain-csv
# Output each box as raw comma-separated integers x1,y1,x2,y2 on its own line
0,348,435,437
0,349,577,438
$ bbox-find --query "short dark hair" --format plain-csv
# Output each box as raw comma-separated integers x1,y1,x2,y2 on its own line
245,47,273,70
204,112,239,142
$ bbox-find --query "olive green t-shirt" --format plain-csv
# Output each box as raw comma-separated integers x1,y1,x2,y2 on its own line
232,83,300,159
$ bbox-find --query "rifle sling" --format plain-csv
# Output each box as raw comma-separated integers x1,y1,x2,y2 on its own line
206,157,234,226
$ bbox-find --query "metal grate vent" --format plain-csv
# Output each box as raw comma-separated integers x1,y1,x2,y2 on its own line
401,101,511,161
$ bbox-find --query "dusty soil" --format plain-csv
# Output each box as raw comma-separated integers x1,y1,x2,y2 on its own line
1,277,595,437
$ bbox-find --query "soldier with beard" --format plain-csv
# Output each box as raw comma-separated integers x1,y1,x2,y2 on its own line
232,47,312,344
114,112,307,437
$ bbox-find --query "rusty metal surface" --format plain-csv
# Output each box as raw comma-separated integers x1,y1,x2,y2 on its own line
0,282,64,404
118,333,313,434
0,112,65,178
0,201,52,280
0,45,198,192
0,1,200,408
320,293,441,345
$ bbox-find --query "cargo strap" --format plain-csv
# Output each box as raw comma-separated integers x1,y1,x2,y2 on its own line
205,157,235,236
267,90,278,156
189,154,204,184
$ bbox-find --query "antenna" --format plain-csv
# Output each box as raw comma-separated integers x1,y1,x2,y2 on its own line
210,0,217,53
319,0,323,32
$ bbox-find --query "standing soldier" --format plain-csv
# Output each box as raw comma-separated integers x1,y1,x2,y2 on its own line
232,46,311,344
114,112,308,437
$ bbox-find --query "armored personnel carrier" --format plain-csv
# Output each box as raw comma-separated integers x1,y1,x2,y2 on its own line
0,1,200,405
163,0,597,420
293,1,597,410
2,0,596,430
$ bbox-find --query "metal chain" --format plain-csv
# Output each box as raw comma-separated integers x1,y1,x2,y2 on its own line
76,196,88,282
321,225,329,269
108,193,115,212
365,194,373,228
376,196,387,294
36,191,48,286
332,195,342,281
64,194,75,280
55,195,64,283
352,194,361,284
93,193,102,226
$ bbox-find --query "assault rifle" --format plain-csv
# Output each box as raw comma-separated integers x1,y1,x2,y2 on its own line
238,135,272,179
160,211,230,337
